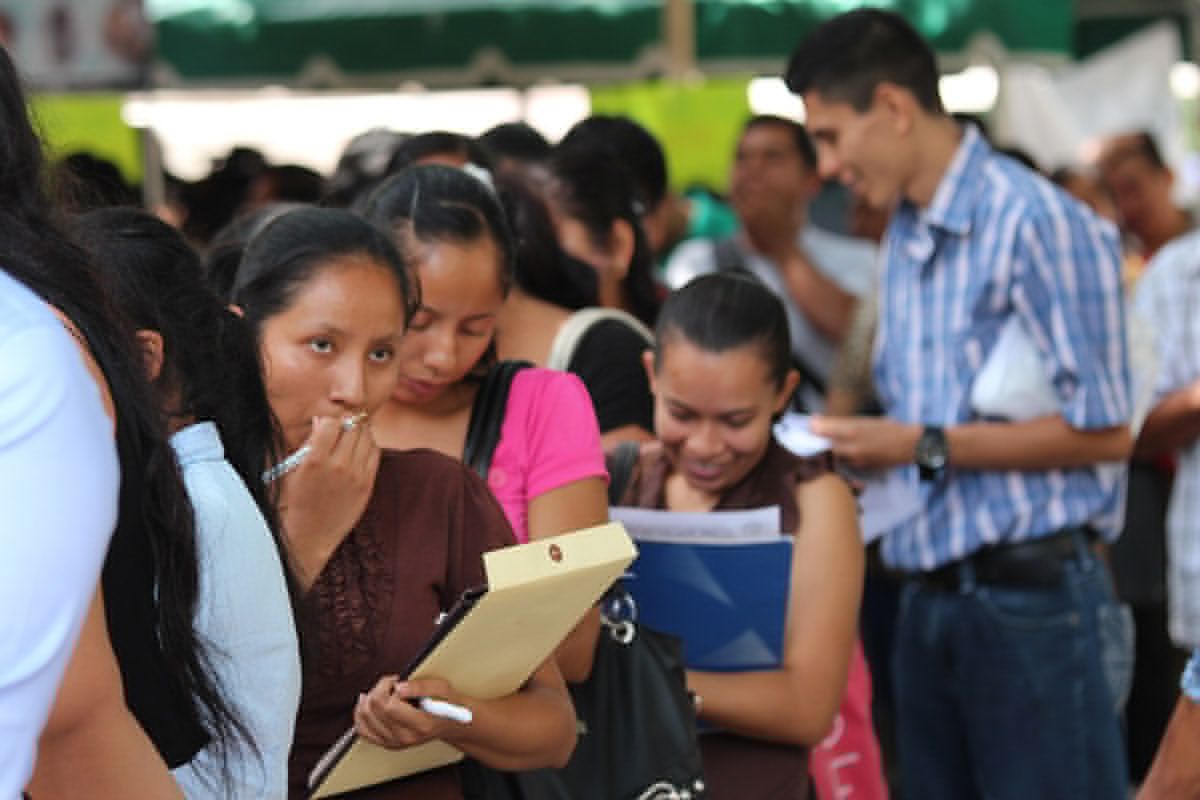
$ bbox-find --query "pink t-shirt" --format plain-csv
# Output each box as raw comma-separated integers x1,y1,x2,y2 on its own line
487,367,608,543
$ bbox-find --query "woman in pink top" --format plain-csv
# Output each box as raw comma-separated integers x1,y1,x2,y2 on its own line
362,163,609,682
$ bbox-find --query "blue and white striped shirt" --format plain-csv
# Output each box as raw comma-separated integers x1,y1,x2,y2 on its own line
874,124,1131,571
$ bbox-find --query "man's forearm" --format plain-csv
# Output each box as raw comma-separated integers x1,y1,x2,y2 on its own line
1138,697,1200,800
946,416,1131,471
1135,384,1200,457
780,253,856,342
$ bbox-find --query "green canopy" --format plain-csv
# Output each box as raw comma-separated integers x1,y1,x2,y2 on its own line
148,0,1075,88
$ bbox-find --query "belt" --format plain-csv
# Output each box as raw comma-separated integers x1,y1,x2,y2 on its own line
899,528,1093,592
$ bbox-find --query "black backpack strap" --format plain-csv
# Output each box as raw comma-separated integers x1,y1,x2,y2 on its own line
605,440,641,507
462,360,532,480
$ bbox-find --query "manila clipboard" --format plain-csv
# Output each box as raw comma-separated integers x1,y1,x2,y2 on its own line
308,521,637,798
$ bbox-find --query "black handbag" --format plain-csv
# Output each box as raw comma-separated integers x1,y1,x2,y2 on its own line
460,362,706,800
523,587,707,800
465,599,707,800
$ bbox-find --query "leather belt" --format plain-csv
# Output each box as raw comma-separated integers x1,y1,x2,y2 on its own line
900,528,1092,591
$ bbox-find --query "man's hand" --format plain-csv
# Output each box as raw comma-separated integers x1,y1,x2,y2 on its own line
809,415,921,469
777,248,856,342
1138,696,1200,799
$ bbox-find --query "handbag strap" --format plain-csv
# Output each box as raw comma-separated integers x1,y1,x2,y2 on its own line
462,360,531,480
547,307,654,372
605,440,641,507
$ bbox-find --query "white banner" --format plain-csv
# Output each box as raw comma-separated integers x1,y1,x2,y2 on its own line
994,21,1182,173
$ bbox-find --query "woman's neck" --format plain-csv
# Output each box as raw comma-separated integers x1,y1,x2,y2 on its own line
371,381,477,456
495,289,570,364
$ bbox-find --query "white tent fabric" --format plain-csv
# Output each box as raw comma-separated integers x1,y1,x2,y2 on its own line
994,21,1182,174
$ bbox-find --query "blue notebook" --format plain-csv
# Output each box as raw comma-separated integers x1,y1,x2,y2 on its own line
624,538,793,672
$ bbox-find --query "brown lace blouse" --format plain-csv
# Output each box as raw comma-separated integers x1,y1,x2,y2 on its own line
619,438,835,800
288,449,517,800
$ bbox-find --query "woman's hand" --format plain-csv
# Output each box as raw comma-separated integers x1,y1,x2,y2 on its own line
277,415,380,588
354,675,465,750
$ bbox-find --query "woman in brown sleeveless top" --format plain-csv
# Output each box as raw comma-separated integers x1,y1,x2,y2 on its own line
230,208,576,799
620,273,864,799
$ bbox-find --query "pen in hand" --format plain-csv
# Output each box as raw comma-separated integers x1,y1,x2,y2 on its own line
416,697,473,725
262,411,368,484
382,677,473,725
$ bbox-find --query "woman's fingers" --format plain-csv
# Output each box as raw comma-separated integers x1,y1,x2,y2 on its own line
352,676,445,749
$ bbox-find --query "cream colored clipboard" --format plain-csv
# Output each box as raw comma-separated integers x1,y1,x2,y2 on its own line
309,522,636,798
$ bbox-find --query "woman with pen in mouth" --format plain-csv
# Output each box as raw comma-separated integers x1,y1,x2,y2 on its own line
230,206,575,799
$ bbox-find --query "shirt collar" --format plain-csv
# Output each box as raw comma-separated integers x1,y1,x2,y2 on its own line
917,122,990,237
170,420,225,466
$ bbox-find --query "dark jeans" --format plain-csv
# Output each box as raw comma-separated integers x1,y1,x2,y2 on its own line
893,544,1129,800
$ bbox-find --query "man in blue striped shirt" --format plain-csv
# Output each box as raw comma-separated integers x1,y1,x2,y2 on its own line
789,10,1133,799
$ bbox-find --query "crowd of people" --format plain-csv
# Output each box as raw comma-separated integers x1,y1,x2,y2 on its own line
8,6,1200,800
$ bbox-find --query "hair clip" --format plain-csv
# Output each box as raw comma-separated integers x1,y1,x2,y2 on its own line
461,162,496,193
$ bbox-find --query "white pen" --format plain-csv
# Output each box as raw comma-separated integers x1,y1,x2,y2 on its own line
262,412,367,484
417,697,473,725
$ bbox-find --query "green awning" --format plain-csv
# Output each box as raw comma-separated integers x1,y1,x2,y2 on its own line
148,0,1075,88
697,1,1072,65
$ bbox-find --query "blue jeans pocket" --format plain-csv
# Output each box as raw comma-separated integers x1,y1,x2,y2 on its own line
974,584,1082,631
1097,601,1135,712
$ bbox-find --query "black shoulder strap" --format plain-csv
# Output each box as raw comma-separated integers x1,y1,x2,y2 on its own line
605,440,641,507
462,360,532,480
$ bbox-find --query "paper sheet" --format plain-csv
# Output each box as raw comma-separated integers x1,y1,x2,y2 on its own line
773,412,834,457
610,506,783,544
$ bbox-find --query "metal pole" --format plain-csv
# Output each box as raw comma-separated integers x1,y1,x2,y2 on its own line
663,0,696,79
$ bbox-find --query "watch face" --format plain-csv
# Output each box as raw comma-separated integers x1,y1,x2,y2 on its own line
916,428,947,470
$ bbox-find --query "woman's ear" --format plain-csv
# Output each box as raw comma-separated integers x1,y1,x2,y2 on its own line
135,329,166,384
608,219,636,281
227,303,245,317
775,368,801,415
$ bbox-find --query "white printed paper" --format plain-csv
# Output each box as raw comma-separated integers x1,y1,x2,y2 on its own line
609,506,783,545
855,470,923,544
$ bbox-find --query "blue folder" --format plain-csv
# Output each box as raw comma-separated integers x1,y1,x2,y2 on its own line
624,538,793,672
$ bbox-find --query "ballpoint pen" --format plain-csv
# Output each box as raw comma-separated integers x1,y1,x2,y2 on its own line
262,411,368,484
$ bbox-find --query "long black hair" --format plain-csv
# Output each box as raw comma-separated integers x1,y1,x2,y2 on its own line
0,46,237,775
495,173,593,311
655,272,793,391
546,139,661,327
73,207,284,535
232,206,417,345
73,205,282,785
204,202,305,302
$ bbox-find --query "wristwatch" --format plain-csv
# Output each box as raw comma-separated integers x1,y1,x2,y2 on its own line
914,426,948,481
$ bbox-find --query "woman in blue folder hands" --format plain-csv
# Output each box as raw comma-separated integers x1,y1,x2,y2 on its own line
228,207,576,799
617,273,864,799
